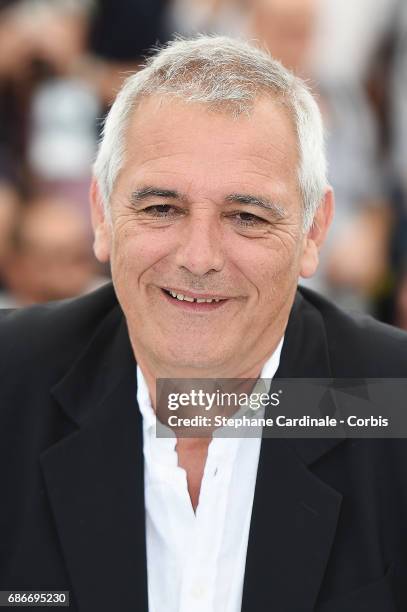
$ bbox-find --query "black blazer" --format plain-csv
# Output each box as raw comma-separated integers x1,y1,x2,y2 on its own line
1,283,407,611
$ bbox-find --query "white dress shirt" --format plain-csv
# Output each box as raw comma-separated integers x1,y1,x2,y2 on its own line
137,338,284,612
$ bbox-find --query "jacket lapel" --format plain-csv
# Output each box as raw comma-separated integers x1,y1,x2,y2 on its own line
40,306,148,612
40,289,346,611
242,290,344,612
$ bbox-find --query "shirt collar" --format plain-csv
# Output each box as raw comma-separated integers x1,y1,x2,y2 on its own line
137,336,285,433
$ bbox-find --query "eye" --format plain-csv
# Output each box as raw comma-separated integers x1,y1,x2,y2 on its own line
228,211,268,226
142,204,182,217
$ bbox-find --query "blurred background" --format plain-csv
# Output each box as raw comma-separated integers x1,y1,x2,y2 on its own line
0,0,407,330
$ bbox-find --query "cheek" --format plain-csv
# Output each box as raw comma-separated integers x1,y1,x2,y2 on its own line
110,229,172,284
232,236,301,294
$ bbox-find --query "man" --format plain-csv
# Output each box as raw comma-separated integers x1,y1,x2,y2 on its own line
1,36,407,611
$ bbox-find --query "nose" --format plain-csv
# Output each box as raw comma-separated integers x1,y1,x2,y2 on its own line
175,210,225,276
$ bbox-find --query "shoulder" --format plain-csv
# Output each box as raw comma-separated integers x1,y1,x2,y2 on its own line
298,286,407,376
0,282,118,377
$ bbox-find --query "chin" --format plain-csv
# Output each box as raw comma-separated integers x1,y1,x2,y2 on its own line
163,345,231,374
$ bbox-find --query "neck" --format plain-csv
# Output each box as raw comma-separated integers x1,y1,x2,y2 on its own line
131,339,283,411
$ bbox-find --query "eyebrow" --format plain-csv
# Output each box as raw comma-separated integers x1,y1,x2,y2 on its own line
130,187,183,203
225,193,287,219
130,186,287,219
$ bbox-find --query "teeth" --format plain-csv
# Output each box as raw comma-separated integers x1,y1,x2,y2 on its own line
167,289,224,303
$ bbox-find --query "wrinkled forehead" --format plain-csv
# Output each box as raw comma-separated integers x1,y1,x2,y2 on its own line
123,93,299,167
116,94,301,210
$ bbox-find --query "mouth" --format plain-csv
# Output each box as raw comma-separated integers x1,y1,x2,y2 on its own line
160,287,231,311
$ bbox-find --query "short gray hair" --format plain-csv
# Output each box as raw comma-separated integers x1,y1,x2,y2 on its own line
93,35,327,230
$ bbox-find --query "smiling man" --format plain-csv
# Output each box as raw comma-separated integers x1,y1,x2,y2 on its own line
1,36,407,612
92,92,328,387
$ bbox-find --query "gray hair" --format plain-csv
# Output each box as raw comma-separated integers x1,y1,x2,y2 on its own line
93,35,328,230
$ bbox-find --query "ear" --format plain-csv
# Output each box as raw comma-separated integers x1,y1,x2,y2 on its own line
300,187,334,278
90,178,111,263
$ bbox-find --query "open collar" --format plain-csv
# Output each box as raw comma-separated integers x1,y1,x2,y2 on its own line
41,288,345,611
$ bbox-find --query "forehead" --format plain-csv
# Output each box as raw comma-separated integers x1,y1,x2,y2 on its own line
120,95,300,203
